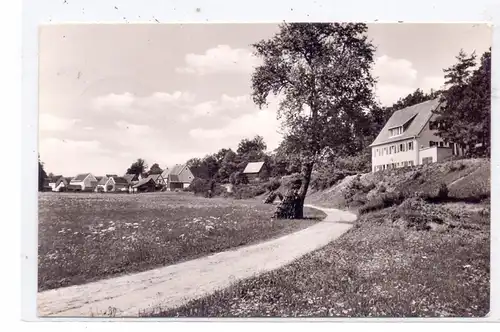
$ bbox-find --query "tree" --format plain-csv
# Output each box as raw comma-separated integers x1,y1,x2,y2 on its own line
251,23,377,218
148,163,163,176
433,49,490,157
38,155,48,191
237,135,267,157
126,158,148,177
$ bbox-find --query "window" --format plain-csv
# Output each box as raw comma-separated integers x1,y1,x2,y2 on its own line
384,147,387,155
400,143,405,152
439,142,444,147
422,157,433,164
403,161,408,167
408,142,413,150
429,141,436,147
429,121,438,130
409,160,414,166
389,126,404,137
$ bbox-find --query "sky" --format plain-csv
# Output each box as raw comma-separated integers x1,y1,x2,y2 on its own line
38,23,492,176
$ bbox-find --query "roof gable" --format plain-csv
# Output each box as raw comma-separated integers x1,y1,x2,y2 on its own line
370,99,442,147
72,173,90,181
243,161,265,174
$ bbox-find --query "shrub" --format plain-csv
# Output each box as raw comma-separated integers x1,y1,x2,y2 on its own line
359,191,406,215
188,178,208,195
437,183,449,200
267,178,281,192
378,185,387,193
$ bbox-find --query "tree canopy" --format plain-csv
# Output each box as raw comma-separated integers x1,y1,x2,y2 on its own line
38,156,48,191
126,158,148,177
433,49,491,157
148,163,163,176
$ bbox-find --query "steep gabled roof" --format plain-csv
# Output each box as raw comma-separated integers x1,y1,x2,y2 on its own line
243,161,265,174
97,176,109,185
370,98,443,147
165,164,193,183
132,177,156,188
72,173,91,181
123,174,135,182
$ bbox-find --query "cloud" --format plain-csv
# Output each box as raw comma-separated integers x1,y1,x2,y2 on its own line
115,120,152,135
375,84,417,107
373,55,418,86
189,107,282,152
92,92,135,110
176,45,261,75
181,94,253,122
91,91,196,114
39,114,81,132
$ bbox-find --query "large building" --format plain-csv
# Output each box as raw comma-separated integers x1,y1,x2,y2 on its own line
369,99,462,172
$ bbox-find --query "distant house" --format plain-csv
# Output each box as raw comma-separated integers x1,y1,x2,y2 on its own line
242,161,269,182
68,173,98,191
370,99,464,172
105,176,130,192
123,174,141,186
162,164,194,191
94,176,109,192
132,176,157,192
147,173,167,189
50,176,70,192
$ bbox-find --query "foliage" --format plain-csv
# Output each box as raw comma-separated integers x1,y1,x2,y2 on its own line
251,23,377,218
188,178,209,195
237,135,267,159
126,158,148,177
433,49,491,157
148,163,163,175
38,155,48,191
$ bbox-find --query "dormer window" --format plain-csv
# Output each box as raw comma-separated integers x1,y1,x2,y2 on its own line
389,126,403,137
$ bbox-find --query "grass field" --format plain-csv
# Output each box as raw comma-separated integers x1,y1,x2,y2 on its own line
38,192,325,291
154,202,489,318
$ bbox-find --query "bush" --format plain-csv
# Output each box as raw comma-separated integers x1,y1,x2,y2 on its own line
267,178,281,192
188,178,208,195
437,183,449,200
378,185,387,193
359,191,406,215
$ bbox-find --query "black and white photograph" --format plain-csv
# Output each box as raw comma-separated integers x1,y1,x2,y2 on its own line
35,21,491,318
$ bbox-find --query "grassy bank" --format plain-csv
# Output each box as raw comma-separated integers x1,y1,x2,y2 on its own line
38,192,325,291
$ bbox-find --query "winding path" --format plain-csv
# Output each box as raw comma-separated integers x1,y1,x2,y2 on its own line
37,205,356,317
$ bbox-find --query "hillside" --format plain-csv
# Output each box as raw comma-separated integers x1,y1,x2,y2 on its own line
306,158,490,211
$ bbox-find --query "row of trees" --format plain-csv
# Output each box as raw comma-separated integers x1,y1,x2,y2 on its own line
125,159,164,178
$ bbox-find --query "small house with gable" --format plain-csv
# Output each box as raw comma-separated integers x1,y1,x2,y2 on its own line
242,161,269,182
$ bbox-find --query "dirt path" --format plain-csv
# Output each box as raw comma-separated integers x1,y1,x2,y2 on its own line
37,205,356,317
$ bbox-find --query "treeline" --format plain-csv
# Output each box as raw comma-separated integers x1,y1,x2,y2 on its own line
185,135,299,186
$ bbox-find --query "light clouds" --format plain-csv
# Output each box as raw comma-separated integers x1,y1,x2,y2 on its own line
176,45,261,75
39,114,81,132
373,55,447,106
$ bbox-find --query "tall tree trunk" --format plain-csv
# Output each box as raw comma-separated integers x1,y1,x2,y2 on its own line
295,161,314,219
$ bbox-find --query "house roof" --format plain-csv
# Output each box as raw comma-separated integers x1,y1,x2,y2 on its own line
55,177,69,186
106,174,118,178
113,176,130,185
148,174,162,182
97,176,108,185
132,177,155,188
370,98,443,147
72,173,91,181
67,184,82,190
164,164,193,183
168,174,180,182
123,174,138,183
243,161,265,174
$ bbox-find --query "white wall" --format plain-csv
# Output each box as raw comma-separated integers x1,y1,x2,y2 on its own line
372,138,418,172
419,147,437,164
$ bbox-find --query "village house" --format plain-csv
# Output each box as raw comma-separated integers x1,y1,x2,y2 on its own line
370,98,463,172
242,161,270,182
104,176,129,192
162,164,194,191
132,176,157,192
49,176,71,192
68,173,98,191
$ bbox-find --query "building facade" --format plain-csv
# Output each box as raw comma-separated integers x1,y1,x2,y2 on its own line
370,99,461,172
